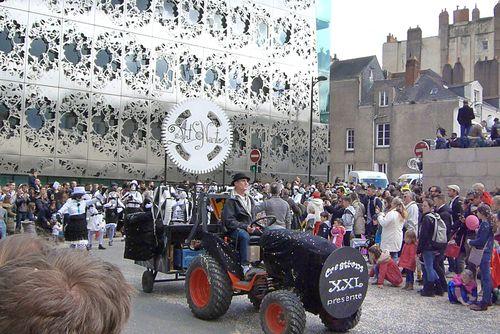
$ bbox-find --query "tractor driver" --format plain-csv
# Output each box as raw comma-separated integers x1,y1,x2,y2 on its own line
222,173,259,276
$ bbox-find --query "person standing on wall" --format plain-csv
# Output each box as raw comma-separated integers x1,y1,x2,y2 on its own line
457,100,475,139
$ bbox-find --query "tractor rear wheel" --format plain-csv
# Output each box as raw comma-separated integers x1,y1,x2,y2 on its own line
319,308,362,333
185,255,233,320
141,270,155,293
260,290,306,334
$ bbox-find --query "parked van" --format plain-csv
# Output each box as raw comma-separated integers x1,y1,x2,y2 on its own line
398,173,422,186
348,171,389,189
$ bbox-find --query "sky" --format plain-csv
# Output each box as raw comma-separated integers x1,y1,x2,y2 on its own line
331,0,498,65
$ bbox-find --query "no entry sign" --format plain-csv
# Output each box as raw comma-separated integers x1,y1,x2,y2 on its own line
250,149,261,163
414,141,429,158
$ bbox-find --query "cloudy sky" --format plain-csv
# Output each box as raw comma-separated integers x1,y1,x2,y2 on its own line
331,0,497,65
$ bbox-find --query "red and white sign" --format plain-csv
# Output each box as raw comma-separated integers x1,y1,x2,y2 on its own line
414,141,430,158
250,149,261,163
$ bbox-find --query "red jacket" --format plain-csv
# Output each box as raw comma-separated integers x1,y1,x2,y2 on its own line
370,252,403,286
398,243,417,271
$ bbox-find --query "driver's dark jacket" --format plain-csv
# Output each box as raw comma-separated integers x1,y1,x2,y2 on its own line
222,194,256,233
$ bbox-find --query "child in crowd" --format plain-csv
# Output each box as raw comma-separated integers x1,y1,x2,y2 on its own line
368,244,403,288
448,269,478,305
303,206,316,234
398,230,417,290
316,211,331,240
27,202,36,222
52,220,63,244
330,219,345,248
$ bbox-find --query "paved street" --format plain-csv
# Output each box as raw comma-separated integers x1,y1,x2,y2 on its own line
94,241,499,334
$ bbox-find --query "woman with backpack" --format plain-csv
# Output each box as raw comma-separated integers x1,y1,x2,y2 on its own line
417,198,443,297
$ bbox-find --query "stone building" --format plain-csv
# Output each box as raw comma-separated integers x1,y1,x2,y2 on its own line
383,3,500,107
0,0,331,184
329,55,499,182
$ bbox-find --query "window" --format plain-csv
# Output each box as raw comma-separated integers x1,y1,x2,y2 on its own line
376,123,390,147
346,129,354,151
473,89,480,103
344,164,353,180
379,91,389,107
482,40,488,50
368,69,374,83
376,163,387,174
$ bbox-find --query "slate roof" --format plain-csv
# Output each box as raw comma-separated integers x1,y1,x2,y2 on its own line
330,56,377,81
380,69,460,104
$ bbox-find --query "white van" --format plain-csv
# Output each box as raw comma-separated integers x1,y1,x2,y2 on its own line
398,173,422,186
348,171,389,189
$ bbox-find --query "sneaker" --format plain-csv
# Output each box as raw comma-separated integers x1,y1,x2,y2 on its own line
86,244,92,251
470,304,488,311
109,240,113,247
98,245,106,250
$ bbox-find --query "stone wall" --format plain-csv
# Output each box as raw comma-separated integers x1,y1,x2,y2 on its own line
423,147,500,192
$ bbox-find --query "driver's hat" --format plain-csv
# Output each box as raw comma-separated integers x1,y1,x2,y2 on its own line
231,173,251,186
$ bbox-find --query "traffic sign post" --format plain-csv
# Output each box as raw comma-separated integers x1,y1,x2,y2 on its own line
414,141,430,158
250,149,261,182
250,149,261,163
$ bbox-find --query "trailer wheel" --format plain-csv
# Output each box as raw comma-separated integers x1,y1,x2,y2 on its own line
141,270,155,293
260,290,306,334
319,308,362,333
185,255,233,320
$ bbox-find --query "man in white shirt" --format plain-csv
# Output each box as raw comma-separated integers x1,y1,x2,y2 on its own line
403,191,419,232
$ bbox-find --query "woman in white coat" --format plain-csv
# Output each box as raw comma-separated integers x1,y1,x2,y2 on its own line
376,197,407,261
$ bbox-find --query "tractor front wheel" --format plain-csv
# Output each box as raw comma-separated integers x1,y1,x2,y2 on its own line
319,308,362,333
259,290,306,334
185,255,233,320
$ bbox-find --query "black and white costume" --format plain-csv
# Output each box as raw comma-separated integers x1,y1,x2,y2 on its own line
104,186,124,246
57,187,98,249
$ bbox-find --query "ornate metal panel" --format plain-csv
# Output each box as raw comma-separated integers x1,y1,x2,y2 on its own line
227,2,251,49
0,81,22,155
0,7,27,82
152,0,179,38
248,60,271,113
56,89,89,159
62,0,95,24
177,45,203,99
60,19,93,90
120,162,147,180
148,100,171,165
0,154,20,174
20,156,54,175
205,0,227,43
311,123,328,173
87,160,118,179
151,40,177,99
26,13,61,85
264,118,290,174
226,57,248,110
95,0,125,28
203,51,226,105
92,26,122,95
179,0,205,40
88,93,120,161
55,158,87,177
122,33,152,98
125,0,154,35
119,97,148,163
22,84,58,157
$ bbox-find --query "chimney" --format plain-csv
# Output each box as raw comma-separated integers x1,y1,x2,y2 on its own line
453,6,469,23
472,4,480,21
405,57,420,87
386,33,397,43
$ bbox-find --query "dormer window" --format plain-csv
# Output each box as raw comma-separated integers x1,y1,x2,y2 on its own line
369,69,374,83
379,91,389,107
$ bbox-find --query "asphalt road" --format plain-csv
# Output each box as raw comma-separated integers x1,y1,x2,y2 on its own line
94,241,499,334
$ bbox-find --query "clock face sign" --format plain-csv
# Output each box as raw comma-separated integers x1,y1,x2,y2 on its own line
162,98,233,174
319,247,369,319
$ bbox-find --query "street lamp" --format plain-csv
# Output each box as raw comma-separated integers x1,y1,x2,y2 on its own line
308,75,328,184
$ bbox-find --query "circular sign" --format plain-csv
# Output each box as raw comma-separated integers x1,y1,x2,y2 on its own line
250,149,261,163
319,247,369,319
413,141,429,158
161,98,233,174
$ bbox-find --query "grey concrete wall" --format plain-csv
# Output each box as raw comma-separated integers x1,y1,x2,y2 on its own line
423,147,500,192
